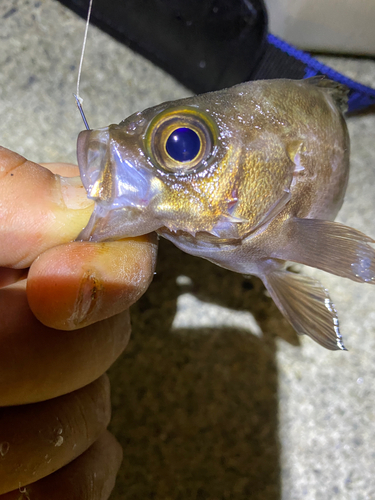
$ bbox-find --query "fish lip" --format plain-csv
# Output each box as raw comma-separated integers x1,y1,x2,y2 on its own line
77,130,89,160
76,204,136,242
77,128,111,196
76,130,90,188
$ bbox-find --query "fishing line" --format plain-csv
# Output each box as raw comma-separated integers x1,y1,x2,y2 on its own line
74,0,93,130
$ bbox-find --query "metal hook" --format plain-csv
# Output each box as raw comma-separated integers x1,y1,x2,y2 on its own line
74,93,90,130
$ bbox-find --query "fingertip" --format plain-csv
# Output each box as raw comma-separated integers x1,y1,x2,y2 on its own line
27,235,158,330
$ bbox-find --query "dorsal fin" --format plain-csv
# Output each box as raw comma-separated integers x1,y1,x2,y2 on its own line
306,76,349,113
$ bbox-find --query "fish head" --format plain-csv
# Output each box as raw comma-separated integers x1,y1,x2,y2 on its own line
76,82,316,242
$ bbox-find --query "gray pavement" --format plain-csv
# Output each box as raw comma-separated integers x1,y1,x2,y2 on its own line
1,1,375,499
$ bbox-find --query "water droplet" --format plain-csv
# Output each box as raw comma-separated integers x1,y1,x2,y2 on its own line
0,442,9,457
53,428,64,446
54,435,64,447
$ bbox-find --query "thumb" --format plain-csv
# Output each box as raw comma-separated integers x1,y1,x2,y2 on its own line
0,146,93,269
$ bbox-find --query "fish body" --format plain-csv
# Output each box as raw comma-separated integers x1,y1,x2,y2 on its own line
77,78,375,350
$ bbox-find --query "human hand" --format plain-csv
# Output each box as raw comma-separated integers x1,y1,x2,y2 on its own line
0,146,157,498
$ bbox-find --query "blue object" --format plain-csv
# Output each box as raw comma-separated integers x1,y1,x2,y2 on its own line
166,128,201,162
267,34,375,114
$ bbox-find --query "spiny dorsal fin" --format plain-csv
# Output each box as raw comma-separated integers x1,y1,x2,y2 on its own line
306,75,349,113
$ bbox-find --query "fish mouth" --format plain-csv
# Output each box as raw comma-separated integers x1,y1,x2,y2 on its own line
76,128,161,241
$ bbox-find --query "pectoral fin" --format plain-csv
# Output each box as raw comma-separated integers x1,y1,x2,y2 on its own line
272,218,375,283
263,270,345,351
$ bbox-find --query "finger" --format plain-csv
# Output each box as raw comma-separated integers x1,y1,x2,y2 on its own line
0,282,129,406
0,267,28,288
0,431,122,500
39,162,79,177
27,234,158,330
0,375,111,495
0,146,93,269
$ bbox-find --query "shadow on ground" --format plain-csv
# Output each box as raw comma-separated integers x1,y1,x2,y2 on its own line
108,238,299,500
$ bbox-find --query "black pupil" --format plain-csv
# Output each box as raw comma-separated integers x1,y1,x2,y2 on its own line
165,127,201,162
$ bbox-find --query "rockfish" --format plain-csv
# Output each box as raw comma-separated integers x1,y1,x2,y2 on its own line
77,77,375,350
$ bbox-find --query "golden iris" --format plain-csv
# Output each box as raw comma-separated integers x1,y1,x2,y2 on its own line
145,106,217,174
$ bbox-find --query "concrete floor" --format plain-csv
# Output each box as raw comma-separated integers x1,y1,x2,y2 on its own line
1,1,375,498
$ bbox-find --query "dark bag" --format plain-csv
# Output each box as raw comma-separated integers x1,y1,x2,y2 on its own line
58,0,375,113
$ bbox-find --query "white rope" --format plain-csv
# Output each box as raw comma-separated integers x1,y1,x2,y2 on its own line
76,0,93,105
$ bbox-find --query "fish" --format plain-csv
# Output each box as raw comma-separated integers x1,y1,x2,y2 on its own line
76,77,375,351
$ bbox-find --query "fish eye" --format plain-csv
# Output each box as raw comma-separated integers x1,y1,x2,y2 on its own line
145,107,217,174
165,127,201,163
